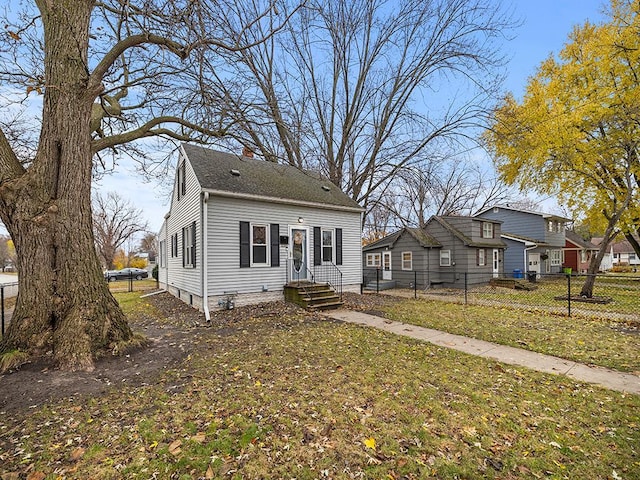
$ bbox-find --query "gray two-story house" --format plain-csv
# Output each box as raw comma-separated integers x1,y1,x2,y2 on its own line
362,215,505,289
475,205,571,276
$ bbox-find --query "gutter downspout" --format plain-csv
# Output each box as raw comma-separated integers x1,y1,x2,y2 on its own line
202,192,210,323
163,212,170,289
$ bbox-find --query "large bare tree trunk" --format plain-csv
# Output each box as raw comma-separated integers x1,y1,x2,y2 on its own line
0,0,132,370
580,213,625,297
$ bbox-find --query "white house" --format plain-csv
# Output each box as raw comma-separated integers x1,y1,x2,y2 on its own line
158,144,364,319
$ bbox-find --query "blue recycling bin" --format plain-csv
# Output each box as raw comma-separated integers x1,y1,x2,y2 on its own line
513,269,523,279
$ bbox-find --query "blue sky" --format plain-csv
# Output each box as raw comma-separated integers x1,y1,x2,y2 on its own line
503,0,608,98
103,1,610,233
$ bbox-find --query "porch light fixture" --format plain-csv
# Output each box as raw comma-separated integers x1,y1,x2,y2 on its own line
298,217,304,223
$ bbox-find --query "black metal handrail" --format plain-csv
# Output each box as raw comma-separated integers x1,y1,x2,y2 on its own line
285,259,343,300
313,262,343,300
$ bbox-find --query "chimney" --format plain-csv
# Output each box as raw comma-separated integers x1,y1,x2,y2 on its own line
242,146,253,158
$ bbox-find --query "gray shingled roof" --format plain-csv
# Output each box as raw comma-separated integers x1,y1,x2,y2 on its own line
431,216,506,248
182,144,362,210
501,232,549,247
362,228,441,252
565,230,598,250
406,227,441,248
476,204,572,222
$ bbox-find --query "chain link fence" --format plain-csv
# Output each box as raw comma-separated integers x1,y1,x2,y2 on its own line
0,281,18,338
1,276,157,338
363,268,640,323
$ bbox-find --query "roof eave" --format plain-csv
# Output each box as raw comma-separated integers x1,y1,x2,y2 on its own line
203,188,364,213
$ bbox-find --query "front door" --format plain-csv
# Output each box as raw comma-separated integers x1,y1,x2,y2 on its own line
290,227,309,281
382,251,392,280
528,252,540,275
492,249,500,277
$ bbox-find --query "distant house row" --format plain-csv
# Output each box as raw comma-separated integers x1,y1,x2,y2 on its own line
363,205,572,289
156,144,636,314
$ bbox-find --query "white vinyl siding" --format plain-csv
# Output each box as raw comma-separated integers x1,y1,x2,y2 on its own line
163,150,202,295
207,196,362,302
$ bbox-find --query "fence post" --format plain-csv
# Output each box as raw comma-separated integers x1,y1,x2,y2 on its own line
129,271,133,293
464,272,468,305
414,271,417,299
1,286,4,337
567,273,571,317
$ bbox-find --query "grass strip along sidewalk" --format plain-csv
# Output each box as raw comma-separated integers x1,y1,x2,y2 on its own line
381,298,640,373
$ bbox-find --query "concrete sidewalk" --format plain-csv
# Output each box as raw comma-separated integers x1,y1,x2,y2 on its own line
326,309,640,395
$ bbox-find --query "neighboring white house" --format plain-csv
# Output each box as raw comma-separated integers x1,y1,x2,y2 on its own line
592,236,639,270
158,144,364,318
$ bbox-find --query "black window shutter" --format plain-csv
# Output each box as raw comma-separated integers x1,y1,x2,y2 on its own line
240,221,250,268
476,249,480,266
179,162,186,198
191,221,197,267
313,227,321,266
182,228,185,267
270,224,280,267
336,228,343,265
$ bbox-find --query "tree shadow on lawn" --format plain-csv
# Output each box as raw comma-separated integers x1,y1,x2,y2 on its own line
0,293,317,424
0,293,207,420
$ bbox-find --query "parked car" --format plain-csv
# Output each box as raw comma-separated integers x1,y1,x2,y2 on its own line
104,267,149,281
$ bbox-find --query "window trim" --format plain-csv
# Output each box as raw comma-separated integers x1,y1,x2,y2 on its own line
401,251,412,271
177,161,186,200
440,250,451,267
251,223,270,266
478,248,486,266
366,253,381,267
321,228,334,263
159,240,166,268
481,222,494,239
182,222,196,268
550,249,562,266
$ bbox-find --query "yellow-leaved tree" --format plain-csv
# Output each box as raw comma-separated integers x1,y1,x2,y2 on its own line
485,0,640,297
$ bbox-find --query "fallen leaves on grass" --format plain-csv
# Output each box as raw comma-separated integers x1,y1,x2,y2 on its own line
1,295,639,479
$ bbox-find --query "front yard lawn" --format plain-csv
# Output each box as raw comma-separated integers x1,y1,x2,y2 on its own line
0,293,638,479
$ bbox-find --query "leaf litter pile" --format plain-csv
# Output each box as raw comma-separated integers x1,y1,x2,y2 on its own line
1,292,639,479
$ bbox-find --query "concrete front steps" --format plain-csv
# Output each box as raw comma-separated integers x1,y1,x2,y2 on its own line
489,277,537,291
284,282,343,311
